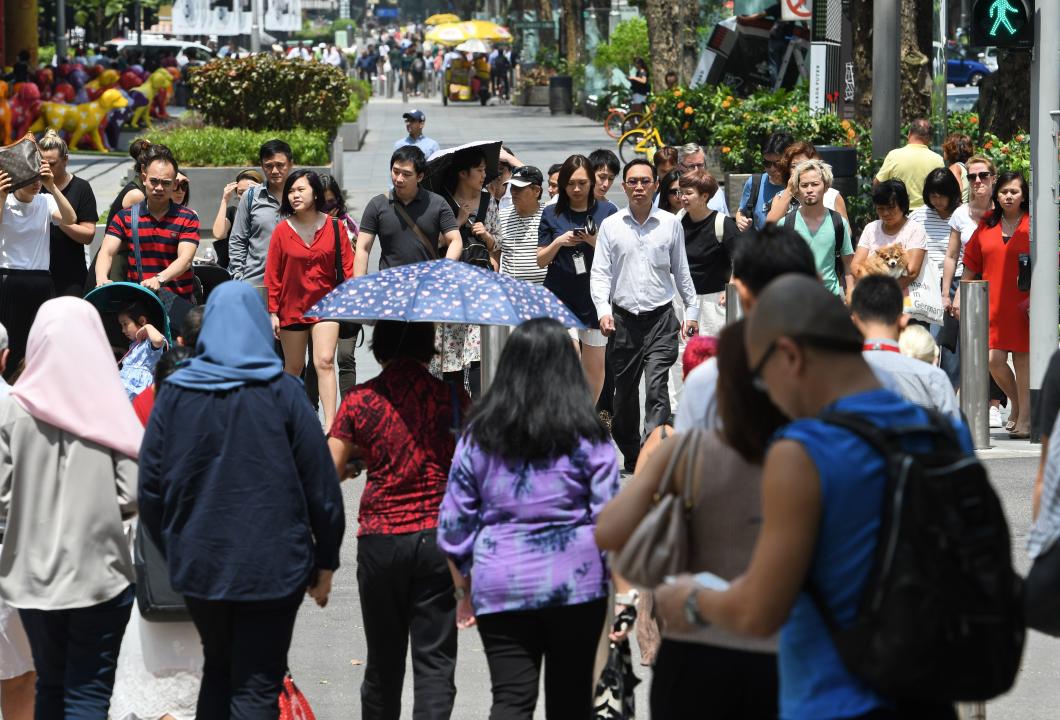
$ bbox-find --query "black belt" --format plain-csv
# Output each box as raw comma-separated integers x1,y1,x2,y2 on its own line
0,268,51,277
613,303,672,321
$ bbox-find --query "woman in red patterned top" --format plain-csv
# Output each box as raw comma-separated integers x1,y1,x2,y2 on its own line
264,170,354,431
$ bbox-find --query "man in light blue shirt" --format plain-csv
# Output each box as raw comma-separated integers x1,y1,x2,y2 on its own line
394,110,440,159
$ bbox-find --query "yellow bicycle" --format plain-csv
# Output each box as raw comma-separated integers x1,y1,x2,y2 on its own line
617,124,663,164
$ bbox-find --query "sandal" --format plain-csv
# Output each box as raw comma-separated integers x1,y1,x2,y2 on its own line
1008,430,1031,440
1004,419,1018,432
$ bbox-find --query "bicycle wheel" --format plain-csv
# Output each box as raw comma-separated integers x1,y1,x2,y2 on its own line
622,111,646,134
604,109,626,139
618,129,650,164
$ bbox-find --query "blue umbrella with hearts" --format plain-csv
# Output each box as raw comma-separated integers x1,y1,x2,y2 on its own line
306,259,586,328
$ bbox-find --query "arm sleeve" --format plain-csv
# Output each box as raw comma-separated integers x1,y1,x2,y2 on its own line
179,213,200,246
857,223,874,250
589,223,614,319
137,389,168,549
76,183,98,223
438,200,458,233
671,222,699,320
841,218,854,255
538,211,556,246
264,226,284,315
436,436,482,576
587,441,621,522
113,453,139,520
227,192,252,278
340,223,355,278
105,210,128,243
43,193,59,224
876,152,895,181
738,176,753,212
359,196,379,235
287,383,346,571
962,229,984,275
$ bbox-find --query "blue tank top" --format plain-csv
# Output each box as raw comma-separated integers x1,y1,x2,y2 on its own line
775,389,973,720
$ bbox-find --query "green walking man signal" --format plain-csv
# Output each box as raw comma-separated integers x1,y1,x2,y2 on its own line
971,0,1034,49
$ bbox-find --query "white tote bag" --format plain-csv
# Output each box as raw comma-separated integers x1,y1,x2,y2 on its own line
905,258,945,325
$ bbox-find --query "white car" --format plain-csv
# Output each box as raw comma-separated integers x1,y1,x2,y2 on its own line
977,46,998,72
104,37,216,68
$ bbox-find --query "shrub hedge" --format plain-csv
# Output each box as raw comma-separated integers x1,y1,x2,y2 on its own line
188,54,352,135
144,126,330,167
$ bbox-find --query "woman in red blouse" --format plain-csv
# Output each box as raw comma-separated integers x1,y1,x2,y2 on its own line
265,169,354,431
958,171,1031,438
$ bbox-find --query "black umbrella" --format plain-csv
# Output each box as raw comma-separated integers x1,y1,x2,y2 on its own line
424,140,502,195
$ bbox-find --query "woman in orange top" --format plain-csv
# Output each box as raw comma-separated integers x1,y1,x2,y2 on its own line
958,171,1031,438
265,169,354,431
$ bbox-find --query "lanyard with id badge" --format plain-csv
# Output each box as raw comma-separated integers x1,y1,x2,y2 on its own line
570,213,597,276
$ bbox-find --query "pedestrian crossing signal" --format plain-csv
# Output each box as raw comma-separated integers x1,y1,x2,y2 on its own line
971,0,1034,50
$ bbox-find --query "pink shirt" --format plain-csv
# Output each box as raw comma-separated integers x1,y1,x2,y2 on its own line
857,218,929,253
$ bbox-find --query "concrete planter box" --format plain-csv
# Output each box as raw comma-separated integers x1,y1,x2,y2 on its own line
519,85,550,106
339,113,368,151
725,173,753,217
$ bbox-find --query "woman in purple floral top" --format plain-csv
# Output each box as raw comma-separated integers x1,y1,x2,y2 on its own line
437,318,620,720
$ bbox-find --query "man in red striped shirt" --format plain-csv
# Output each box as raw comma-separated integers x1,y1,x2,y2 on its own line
96,154,199,299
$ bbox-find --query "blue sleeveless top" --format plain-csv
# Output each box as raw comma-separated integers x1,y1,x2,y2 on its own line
775,389,972,720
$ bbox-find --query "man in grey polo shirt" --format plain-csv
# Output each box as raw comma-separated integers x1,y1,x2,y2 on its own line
355,146,463,276
228,138,293,302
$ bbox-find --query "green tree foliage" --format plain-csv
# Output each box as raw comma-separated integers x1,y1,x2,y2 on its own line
592,17,649,74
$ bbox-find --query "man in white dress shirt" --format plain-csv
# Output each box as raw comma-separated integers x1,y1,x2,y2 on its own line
591,159,699,471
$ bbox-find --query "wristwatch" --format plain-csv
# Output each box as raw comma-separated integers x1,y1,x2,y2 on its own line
684,588,710,628
453,586,467,601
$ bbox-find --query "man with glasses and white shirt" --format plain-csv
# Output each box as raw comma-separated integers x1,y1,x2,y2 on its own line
591,159,699,472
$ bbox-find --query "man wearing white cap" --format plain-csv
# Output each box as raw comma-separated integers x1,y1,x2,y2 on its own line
394,110,440,158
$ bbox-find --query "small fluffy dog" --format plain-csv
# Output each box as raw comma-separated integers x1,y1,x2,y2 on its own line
856,243,910,280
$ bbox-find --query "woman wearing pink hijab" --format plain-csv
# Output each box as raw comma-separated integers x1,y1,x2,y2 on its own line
0,296,142,718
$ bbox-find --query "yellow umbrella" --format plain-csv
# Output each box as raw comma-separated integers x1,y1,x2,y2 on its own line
425,20,513,45
425,13,461,25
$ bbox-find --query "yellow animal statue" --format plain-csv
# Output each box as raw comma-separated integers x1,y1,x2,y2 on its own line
29,89,129,153
0,81,11,145
129,69,173,129
84,69,120,99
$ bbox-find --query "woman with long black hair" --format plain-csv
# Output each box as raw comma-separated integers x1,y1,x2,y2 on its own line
537,154,618,403
438,318,620,720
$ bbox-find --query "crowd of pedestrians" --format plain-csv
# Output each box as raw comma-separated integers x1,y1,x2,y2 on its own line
0,99,1046,720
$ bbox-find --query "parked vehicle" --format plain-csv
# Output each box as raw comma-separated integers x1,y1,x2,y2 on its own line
946,49,991,87
104,37,216,68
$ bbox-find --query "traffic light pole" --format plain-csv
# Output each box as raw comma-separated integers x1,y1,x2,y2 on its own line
1029,0,1060,441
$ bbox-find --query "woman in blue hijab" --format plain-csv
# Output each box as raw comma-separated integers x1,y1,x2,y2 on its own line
139,281,345,718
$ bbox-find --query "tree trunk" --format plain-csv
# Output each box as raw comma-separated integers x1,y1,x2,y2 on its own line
898,0,933,124
850,0,874,124
977,50,1031,139
562,0,579,67
644,0,698,89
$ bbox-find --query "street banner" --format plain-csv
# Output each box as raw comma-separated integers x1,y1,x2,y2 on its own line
172,0,302,36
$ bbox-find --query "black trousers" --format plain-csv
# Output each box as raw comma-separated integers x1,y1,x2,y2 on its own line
475,599,607,720
357,530,457,720
608,305,680,466
185,591,303,720
650,639,778,719
0,269,54,380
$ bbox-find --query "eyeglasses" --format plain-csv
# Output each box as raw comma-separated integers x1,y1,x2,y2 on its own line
625,177,654,187
683,162,705,170
147,177,174,188
750,334,863,393
970,171,995,182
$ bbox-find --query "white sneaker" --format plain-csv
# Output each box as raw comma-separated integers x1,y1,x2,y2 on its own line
989,405,1003,428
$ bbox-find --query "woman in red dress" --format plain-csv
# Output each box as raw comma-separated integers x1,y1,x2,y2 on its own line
958,171,1031,438
265,169,354,431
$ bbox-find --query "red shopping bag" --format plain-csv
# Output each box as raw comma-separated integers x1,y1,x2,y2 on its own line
278,673,316,720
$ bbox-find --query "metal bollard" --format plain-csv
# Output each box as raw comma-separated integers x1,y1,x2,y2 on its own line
479,324,511,392
725,283,743,325
959,281,991,449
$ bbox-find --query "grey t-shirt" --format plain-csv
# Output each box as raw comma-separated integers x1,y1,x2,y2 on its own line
359,188,458,270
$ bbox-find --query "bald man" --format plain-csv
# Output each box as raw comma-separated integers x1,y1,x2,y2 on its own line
654,275,969,720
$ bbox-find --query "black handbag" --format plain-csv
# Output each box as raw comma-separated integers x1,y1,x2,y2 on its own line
0,134,42,191
133,523,191,622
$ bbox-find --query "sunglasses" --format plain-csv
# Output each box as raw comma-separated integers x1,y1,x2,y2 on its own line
762,158,779,169
668,187,681,195
625,177,654,187
970,171,995,182
176,181,189,191
750,334,863,392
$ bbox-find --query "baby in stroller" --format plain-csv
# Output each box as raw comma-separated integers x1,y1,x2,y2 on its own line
117,300,167,399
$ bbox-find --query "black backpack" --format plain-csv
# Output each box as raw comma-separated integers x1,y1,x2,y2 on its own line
785,207,846,286
812,411,1025,703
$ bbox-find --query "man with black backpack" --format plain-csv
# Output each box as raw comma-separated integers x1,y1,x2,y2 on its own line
778,159,854,299
654,274,1023,720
